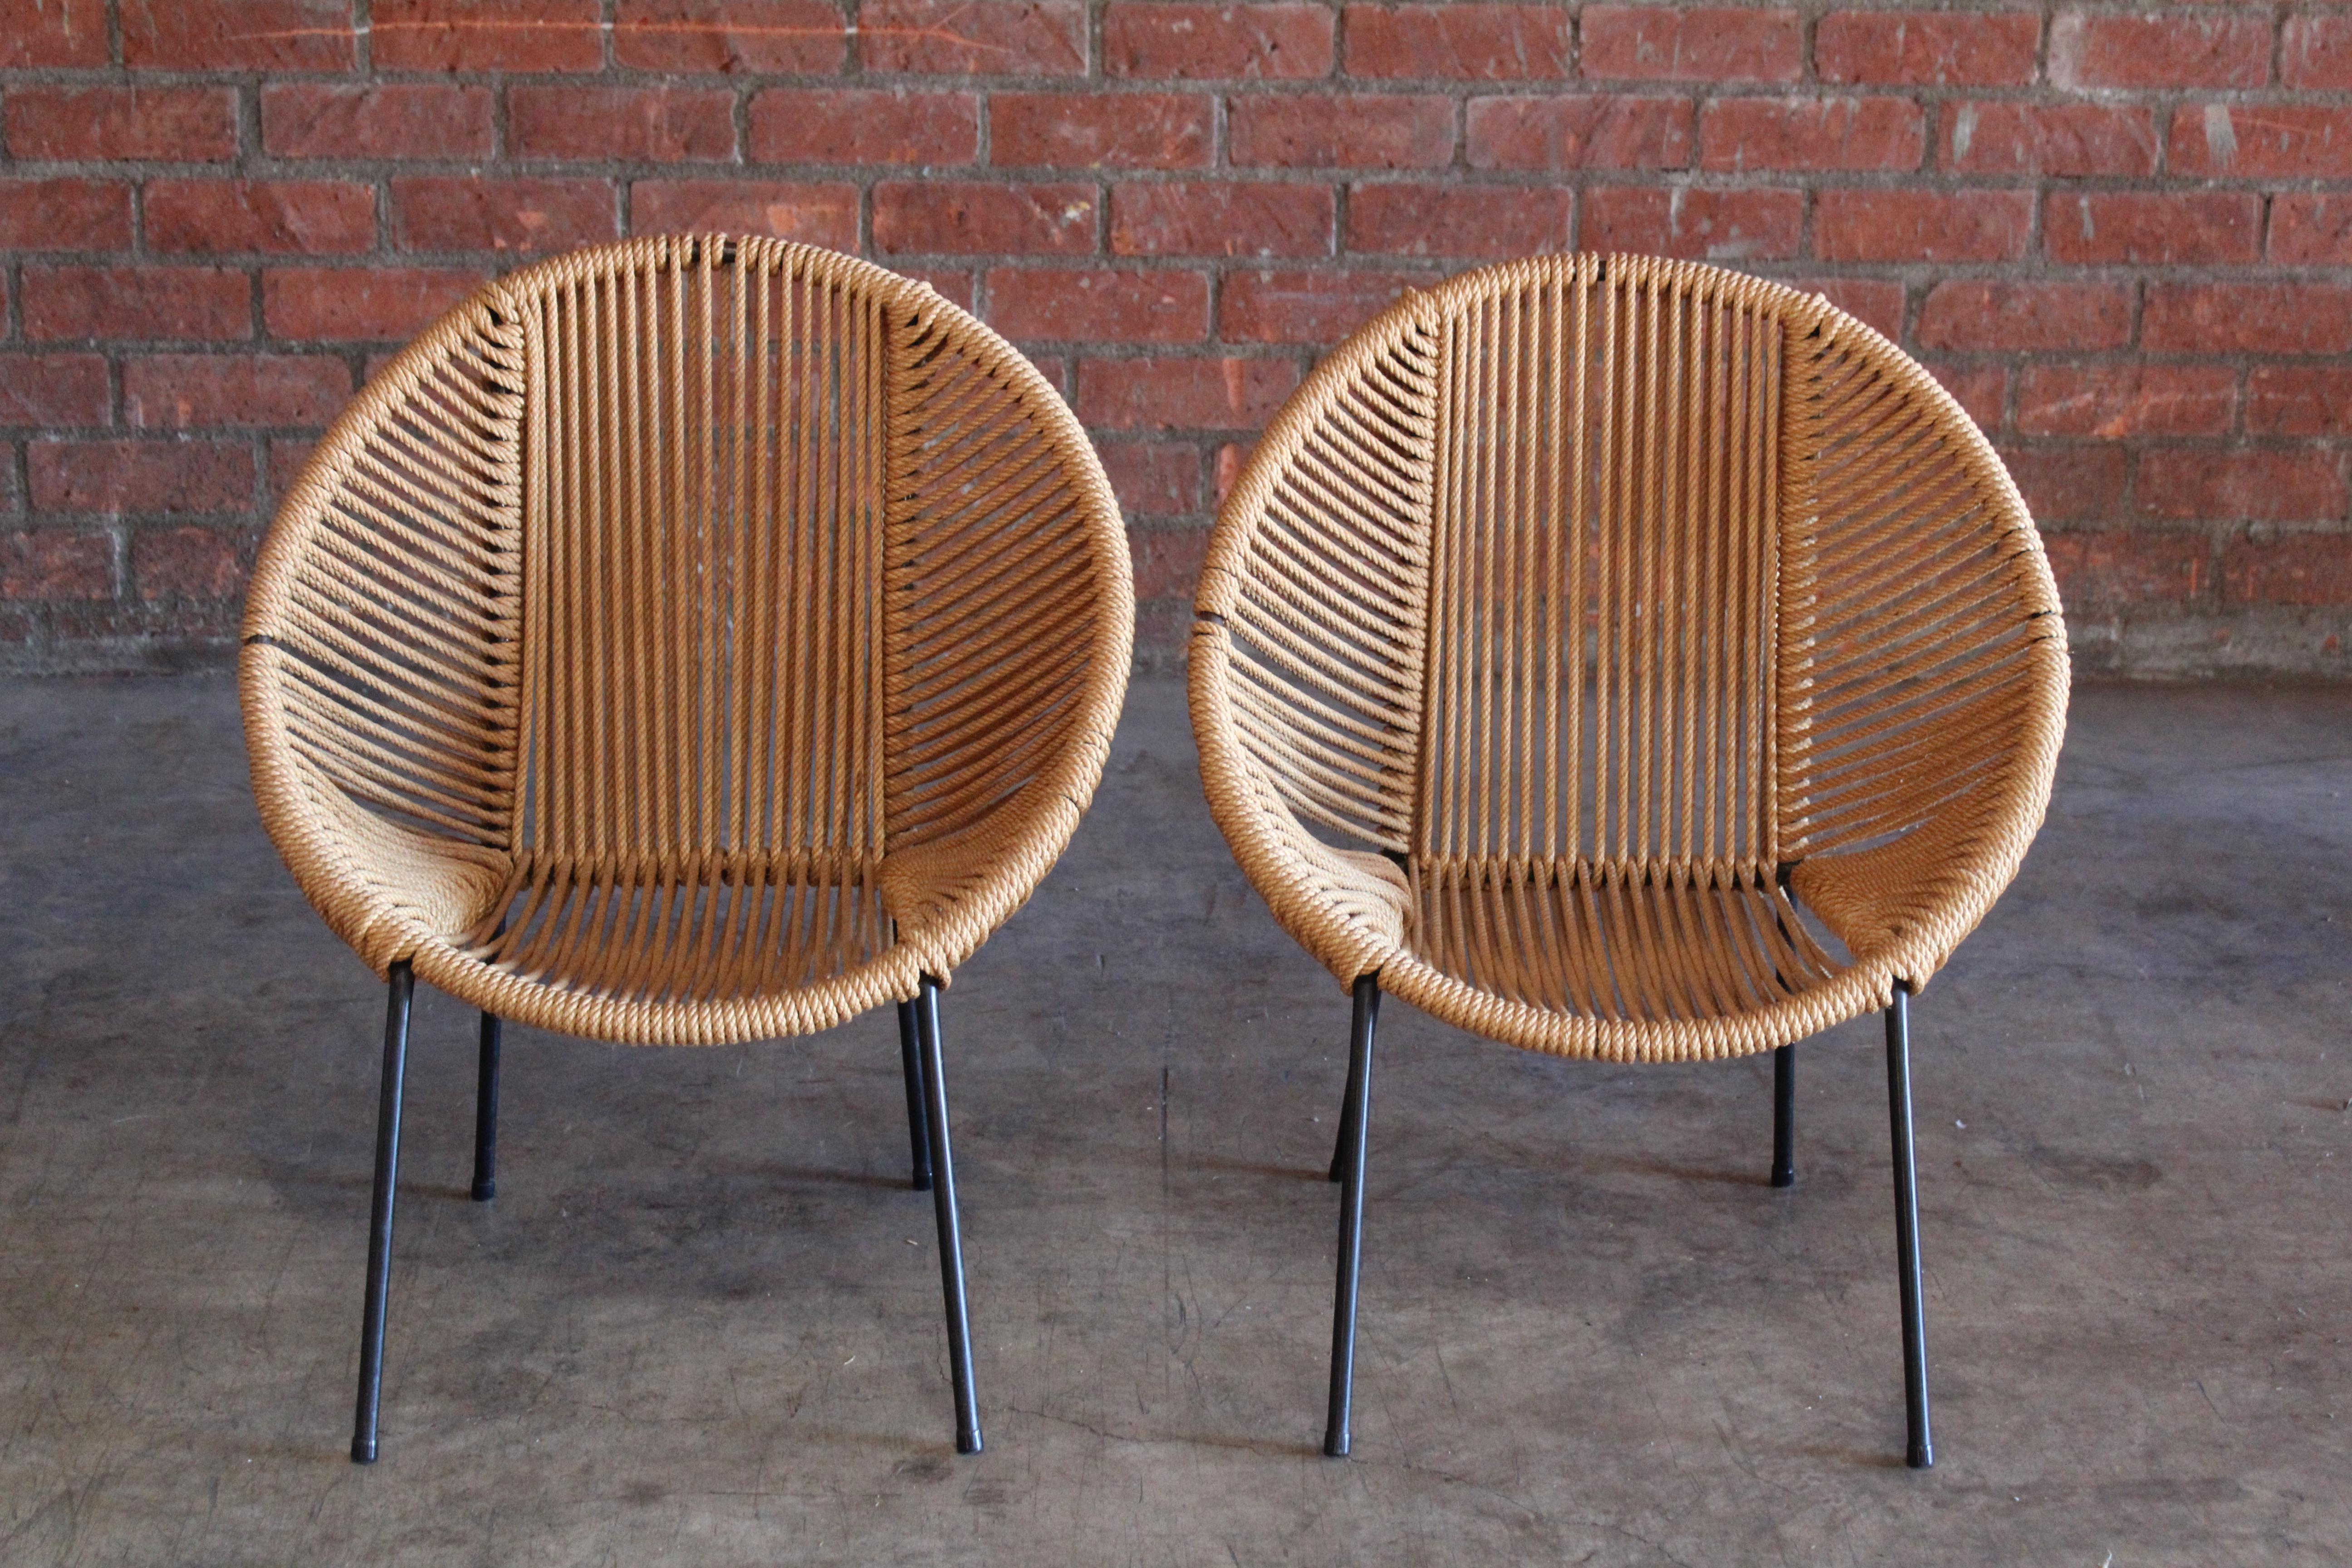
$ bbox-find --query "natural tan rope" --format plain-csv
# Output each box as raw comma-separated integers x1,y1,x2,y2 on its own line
244,236,1134,1045
1192,253,2067,1063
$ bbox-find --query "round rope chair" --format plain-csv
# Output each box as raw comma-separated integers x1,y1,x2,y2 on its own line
244,235,1134,1462
1189,253,2067,1466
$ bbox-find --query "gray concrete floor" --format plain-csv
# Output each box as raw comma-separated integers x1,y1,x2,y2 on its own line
0,674,2347,1565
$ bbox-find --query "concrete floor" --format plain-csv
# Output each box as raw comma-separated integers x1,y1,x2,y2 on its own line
0,673,2347,1565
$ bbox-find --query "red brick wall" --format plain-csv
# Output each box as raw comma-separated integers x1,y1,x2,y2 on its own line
2,2,2348,675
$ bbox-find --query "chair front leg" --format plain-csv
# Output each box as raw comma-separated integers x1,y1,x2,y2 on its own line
1771,1043,1795,1188
1324,973,1381,1458
915,977,981,1454
897,999,933,1191
1885,981,1934,1469
470,1012,501,1202
352,961,414,1463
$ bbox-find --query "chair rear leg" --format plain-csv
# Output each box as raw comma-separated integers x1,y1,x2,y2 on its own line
897,1000,933,1191
1885,982,1934,1469
1771,1044,1795,1188
352,962,414,1464
915,977,981,1454
470,1012,501,1202
1324,974,1381,1458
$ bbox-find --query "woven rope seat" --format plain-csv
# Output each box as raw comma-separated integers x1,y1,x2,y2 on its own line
1191,252,2067,1067
244,235,1133,1048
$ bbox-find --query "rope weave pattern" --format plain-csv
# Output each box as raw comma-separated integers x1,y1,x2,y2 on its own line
244,236,1132,1046
1193,254,2067,1063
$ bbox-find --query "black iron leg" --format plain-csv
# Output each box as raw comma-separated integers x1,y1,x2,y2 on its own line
1770,1044,1795,1188
897,999,933,1191
470,1012,501,1202
1328,1024,1364,1182
916,976,982,1454
1324,973,1381,1458
352,961,414,1464
1885,982,1934,1469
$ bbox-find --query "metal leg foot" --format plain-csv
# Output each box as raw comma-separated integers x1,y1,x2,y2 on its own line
898,999,933,1192
470,1012,500,1202
1324,974,1380,1458
916,977,981,1454
352,962,413,1463
1771,1043,1795,1189
1886,982,1934,1470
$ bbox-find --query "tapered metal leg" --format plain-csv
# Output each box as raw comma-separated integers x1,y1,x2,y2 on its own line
897,1000,933,1191
1324,974,1381,1458
470,1012,501,1202
916,977,981,1454
1770,1044,1795,1188
1328,1028,1364,1183
1885,982,1934,1469
352,962,414,1464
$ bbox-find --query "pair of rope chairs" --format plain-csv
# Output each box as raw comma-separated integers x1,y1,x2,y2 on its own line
244,238,2063,1469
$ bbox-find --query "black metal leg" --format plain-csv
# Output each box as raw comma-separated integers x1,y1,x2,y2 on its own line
470,1012,501,1202
352,961,414,1464
897,999,933,1191
1324,974,1381,1458
1886,982,1934,1470
1771,1043,1795,1188
916,976,982,1454
1328,1025,1363,1182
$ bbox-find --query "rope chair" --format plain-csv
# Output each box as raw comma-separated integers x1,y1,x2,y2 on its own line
243,235,1133,1462
1189,254,2067,1467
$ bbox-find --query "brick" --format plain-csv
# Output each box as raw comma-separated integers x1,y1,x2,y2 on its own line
0,531,111,600
48,603,244,641
1342,5,1573,80
1814,9,2040,86
24,267,252,343
0,355,111,428
1916,281,2132,353
511,88,737,162
1219,269,1417,343
1347,183,1571,257
5,88,240,164
1698,97,1924,173
1815,188,2032,264
124,355,353,430
132,527,250,600
264,269,486,342
1923,360,2004,431
2145,284,2352,357
1998,444,2126,523
615,0,848,73
2045,191,2259,267
1941,103,2157,177
750,89,978,165
1578,187,1802,261
269,437,318,502
1077,355,1301,429
145,181,377,258
2270,196,2352,266
2170,106,2352,180
863,0,1087,75
632,181,861,246
0,0,107,68
1132,524,1208,598
393,178,617,255
1229,95,1455,168
1104,4,1334,78
1581,6,1802,82
28,440,255,515
373,0,606,71
986,269,1210,343
874,181,1098,255
2138,449,2346,524
2017,364,2236,440
2048,10,2270,91
1793,276,1904,338
1110,182,1333,258
123,0,355,70
2222,533,2352,606
1466,95,1691,170
992,93,1212,170
263,86,497,162
2249,366,2352,437
2284,11,2352,90
2043,531,2209,605
1097,441,1202,516
0,181,133,253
